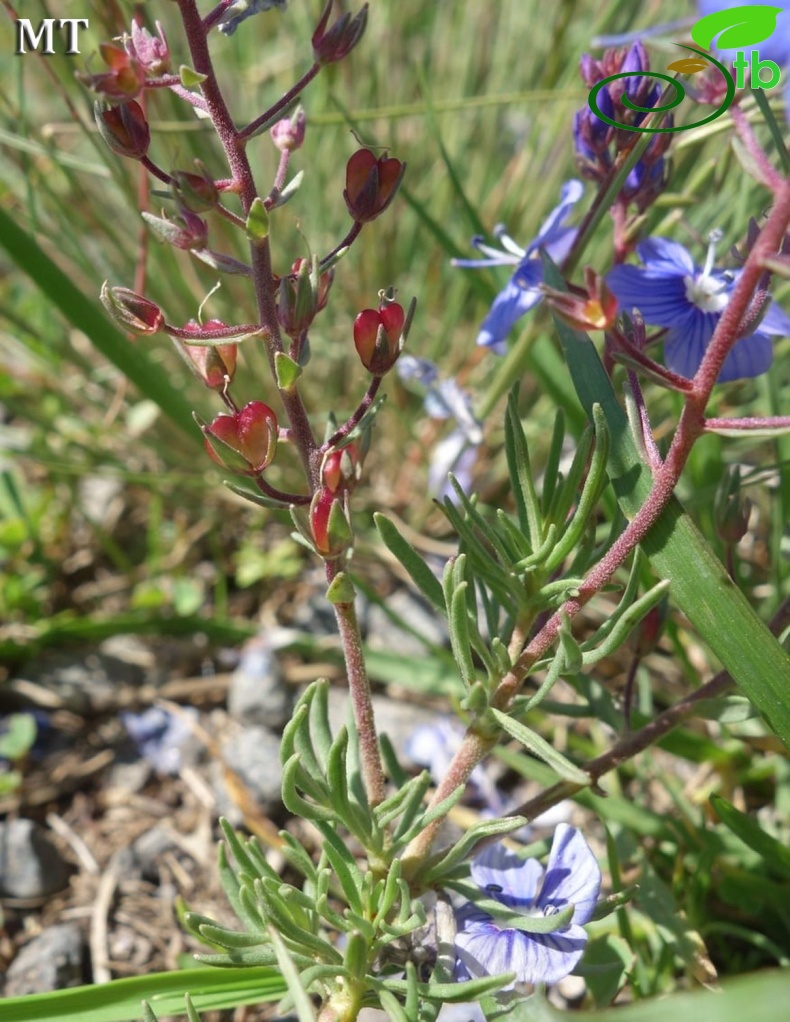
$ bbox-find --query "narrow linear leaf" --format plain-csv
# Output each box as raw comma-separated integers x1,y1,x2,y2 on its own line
490,708,590,785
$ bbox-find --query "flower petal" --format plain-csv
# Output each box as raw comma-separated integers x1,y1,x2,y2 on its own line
536,824,602,925
527,179,584,255
470,843,544,910
663,312,717,378
607,265,694,327
719,331,774,381
455,919,589,986
476,274,542,351
635,237,696,275
758,298,790,337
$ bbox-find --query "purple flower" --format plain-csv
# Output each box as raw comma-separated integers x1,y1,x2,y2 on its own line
453,181,584,353
121,706,196,775
454,826,601,988
607,235,790,381
218,0,288,36
397,355,482,499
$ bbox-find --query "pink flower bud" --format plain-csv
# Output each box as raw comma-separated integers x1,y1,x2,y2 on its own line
353,299,405,375
270,107,306,152
312,1,368,65
95,100,150,160
203,401,278,474
344,148,405,223
100,283,164,334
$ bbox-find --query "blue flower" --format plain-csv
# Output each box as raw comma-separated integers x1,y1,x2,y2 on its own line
607,236,790,381
453,181,584,353
454,825,601,988
121,706,196,775
218,0,288,36
397,355,483,500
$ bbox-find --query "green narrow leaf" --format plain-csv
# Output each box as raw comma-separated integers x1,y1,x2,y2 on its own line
267,928,317,1022
505,388,543,548
544,257,790,749
490,708,591,786
0,205,202,443
373,513,446,614
711,794,790,878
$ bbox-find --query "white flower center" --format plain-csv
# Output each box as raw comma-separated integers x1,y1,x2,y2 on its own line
684,273,729,314
683,229,729,314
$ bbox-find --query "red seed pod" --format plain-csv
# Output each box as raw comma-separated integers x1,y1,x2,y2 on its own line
353,299,405,375
312,0,368,65
78,44,146,100
322,441,363,494
95,100,150,159
203,401,278,473
171,169,219,213
343,149,405,224
179,321,238,390
277,258,334,339
100,283,164,335
309,487,353,559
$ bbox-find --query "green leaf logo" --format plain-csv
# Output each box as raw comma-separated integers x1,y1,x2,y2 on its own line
691,4,782,50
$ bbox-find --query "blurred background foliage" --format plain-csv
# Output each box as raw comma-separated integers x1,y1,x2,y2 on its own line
0,0,789,1005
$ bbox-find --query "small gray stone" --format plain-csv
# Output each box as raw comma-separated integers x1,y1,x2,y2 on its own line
220,725,283,811
228,636,294,729
367,589,448,658
132,824,178,878
326,689,437,760
13,650,146,713
4,923,85,995
0,818,70,899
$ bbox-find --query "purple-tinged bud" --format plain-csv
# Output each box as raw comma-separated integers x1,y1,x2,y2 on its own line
203,401,278,474
312,0,368,65
123,20,170,76
353,298,405,375
632,600,668,658
270,106,306,152
277,258,334,338
171,167,219,213
344,148,405,224
309,487,353,559
100,283,164,334
95,101,150,160
142,209,208,250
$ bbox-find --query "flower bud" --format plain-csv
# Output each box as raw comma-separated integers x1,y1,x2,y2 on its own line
277,258,334,339
353,298,405,375
270,106,306,152
100,283,164,334
95,100,150,160
310,487,353,559
322,441,363,493
343,148,405,223
203,401,278,474
142,209,208,251
632,600,668,658
171,168,219,213
312,0,368,65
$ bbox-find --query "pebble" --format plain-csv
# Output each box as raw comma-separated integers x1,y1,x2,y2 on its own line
227,634,295,730
11,650,146,713
4,923,86,995
0,818,71,899
217,725,284,814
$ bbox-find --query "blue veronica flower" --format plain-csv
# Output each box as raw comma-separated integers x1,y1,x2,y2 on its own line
455,825,601,988
218,0,288,36
607,235,790,381
121,706,197,775
406,719,505,814
453,180,585,353
397,355,483,500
